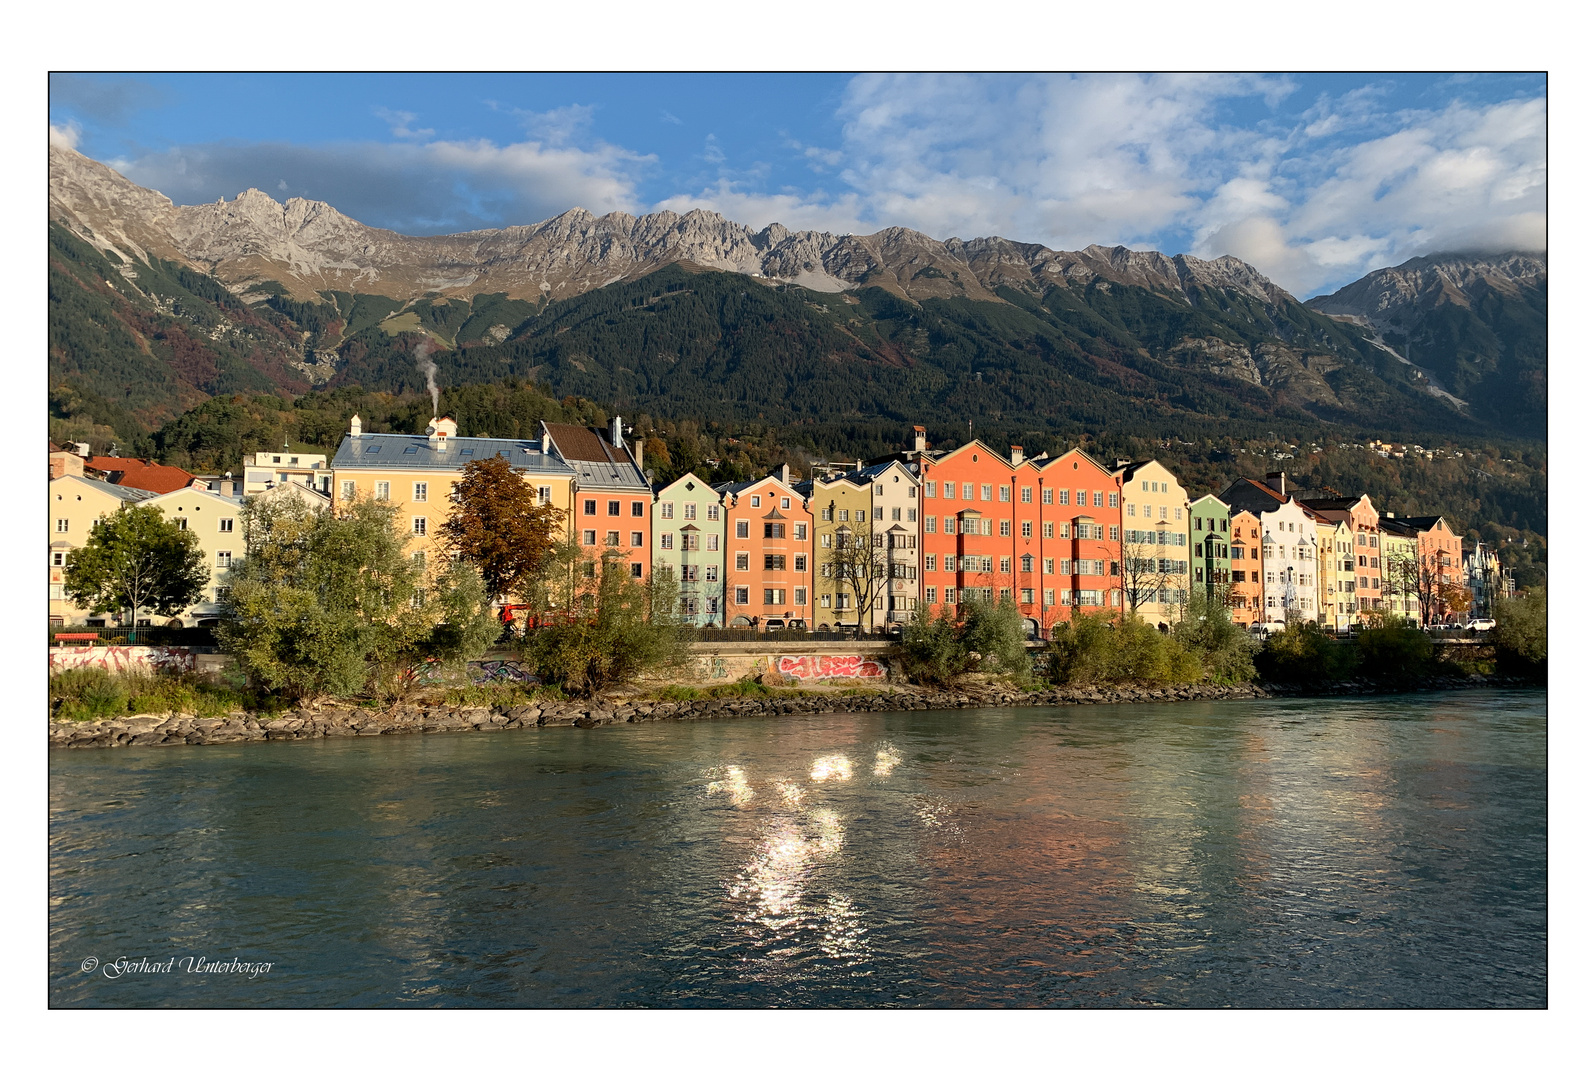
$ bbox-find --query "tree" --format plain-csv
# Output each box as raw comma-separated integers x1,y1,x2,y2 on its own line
824,525,888,629
439,454,566,606
218,496,492,703
898,595,1030,687
64,504,210,625
1492,588,1546,679
520,552,686,695
1382,548,1420,620
1172,589,1257,683
1121,530,1172,615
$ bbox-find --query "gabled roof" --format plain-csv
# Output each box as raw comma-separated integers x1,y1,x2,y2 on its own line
1388,515,1451,534
540,422,648,491
714,474,805,501
654,471,713,497
83,456,197,494
330,433,574,475
53,474,159,501
1035,446,1115,477
140,486,243,508
1217,477,1289,516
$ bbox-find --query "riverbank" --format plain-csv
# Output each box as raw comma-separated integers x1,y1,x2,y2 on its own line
47,673,1535,750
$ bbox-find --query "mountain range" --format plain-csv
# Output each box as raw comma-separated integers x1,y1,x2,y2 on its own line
48,143,1546,446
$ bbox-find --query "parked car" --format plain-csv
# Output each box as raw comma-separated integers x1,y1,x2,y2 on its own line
1463,618,1496,632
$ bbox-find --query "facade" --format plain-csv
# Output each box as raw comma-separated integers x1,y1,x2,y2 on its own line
652,472,725,626
241,450,333,496
803,470,875,628
1378,519,1421,622
49,475,158,625
854,460,922,627
543,418,653,583
1116,459,1189,629
1227,511,1263,627
1298,493,1382,621
330,415,577,572
1310,513,1356,630
138,486,246,626
805,461,921,629
1187,494,1232,604
1257,499,1319,625
716,469,813,629
1384,515,1466,625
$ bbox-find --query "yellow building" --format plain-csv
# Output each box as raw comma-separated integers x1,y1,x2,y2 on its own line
1308,512,1355,630
49,474,158,626
329,415,578,568
1114,459,1191,630
803,471,874,628
137,486,247,626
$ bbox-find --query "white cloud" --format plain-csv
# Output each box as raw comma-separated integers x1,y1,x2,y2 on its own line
49,121,81,150
374,107,434,139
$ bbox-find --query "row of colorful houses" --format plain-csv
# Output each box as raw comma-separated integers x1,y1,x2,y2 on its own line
47,417,1486,633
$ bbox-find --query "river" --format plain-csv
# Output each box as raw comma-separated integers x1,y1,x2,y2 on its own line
49,689,1546,1007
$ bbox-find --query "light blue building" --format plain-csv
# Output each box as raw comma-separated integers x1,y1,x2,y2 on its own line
651,472,726,626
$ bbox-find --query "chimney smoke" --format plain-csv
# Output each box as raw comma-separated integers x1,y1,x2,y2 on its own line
413,340,440,416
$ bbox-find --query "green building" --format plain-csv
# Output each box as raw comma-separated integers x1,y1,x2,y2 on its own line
1188,494,1233,604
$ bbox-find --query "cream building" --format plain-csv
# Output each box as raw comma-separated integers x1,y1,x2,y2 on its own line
802,459,921,629
49,474,157,626
1309,512,1356,630
139,486,246,626
242,450,333,496
1115,459,1191,629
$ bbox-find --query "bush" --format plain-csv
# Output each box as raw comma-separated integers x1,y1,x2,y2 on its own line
898,597,1031,687
1353,615,1434,681
1255,621,1358,685
1044,611,1200,685
1493,588,1547,680
48,667,278,723
1171,591,1258,683
521,556,687,696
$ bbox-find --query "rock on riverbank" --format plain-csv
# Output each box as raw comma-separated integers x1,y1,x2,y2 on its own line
47,675,1527,750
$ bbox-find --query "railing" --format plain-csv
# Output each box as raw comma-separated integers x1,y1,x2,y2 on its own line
684,626,902,643
48,626,219,648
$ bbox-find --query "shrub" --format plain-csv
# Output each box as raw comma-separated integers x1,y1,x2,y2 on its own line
1353,615,1434,681
898,596,1031,687
1493,588,1547,680
1044,611,1200,685
1171,591,1258,683
48,667,272,723
1255,621,1357,685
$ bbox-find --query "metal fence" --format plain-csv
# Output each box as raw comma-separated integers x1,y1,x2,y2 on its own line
49,626,219,648
683,626,902,644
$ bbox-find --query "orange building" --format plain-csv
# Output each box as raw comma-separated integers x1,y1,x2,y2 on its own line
1385,515,1467,624
716,467,813,629
542,418,652,582
1299,493,1381,620
1228,510,1263,626
918,440,1121,636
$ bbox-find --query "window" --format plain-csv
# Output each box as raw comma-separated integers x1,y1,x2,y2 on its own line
925,554,937,572
661,534,675,550
1109,526,1120,541
736,521,750,539
822,593,833,608
1044,589,1055,606
707,505,719,521
340,480,355,501
414,482,428,502
735,553,750,571
764,589,786,605
1021,588,1034,604
1021,554,1034,572
765,555,786,570
764,522,785,539
632,563,644,579
794,587,807,605
603,500,618,516
1057,489,1070,506
413,517,428,537
925,517,937,534
750,495,762,508
55,519,68,533
51,552,65,567
1000,520,1012,537
662,502,675,519
1021,521,1033,538
962,483,974,500
999,486,1011,502
981,484,992,501
794,555,807,572
174,518,188,531
1000,558,1012,574
821,533,833,548
1076,491,1086,506
735,587,750,605
371,481,391,501
925,587,937,604
681,532,699,552
632,531,644,547
925,481,937,498
412,551,426,568
794,523,807,540
534,486,551,505
583,529,597,545
1042,522,1054,539
1109,493,1119,508
874,507,884,521
215,586,231,603
821,507,834,521
1021,487,1033,504
216,551,233,568
1043,558,1054,575
781,497,791,510
838,509,849,523
632,501,646,517
1092,491,1102,507
605,531,620,547
706,566,718,582
584,499,598,515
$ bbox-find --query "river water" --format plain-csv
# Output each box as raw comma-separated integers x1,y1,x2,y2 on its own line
49,690,1546,1008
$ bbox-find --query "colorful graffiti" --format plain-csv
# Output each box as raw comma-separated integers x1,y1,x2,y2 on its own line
777,655,887,680
695,656,729,681
49,646,196,674
408,658,539,686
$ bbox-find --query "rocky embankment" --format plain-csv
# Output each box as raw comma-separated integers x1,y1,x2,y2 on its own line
48,675,1525,750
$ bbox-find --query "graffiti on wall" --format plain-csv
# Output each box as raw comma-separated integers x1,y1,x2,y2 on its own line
695,656,729,681
49,646,195,674
777,655,887,680
408,658,539,686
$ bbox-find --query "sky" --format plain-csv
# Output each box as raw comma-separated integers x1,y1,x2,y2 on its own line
48,72,1546,298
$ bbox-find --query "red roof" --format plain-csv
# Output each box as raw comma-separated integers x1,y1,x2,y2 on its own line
84,457,197,495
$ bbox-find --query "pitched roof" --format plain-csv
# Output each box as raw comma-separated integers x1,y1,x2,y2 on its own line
1389,515,1450,533
1217,477,1289,516
84,457,197,494
54,474,160,501
540,422,648,491
330,433,574,475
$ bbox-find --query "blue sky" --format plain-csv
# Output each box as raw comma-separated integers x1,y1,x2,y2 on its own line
49,72,1545,297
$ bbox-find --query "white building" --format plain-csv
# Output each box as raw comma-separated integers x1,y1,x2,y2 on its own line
1259,499,1319,625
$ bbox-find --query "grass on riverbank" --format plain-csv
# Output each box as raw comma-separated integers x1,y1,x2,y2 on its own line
49,668,286,724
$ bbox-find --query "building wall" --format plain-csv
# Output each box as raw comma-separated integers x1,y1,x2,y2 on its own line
722,478,813,628
1316,519,1355,629
1258,500,1319,624
1118,460,1189,629
652,473,724,626
242,451,331,495
49,477,141,624
573,488,653,582
1188,494,1232,603
1417,520,1466,624
140,488,245,626
1228,511,1263,627
1380,530,1420,621
863,462,923,627
810,475,874,627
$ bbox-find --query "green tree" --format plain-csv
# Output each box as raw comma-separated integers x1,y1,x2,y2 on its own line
521,550,686,696
1352,613,1434,682
1255,621,1357,685
898,596,1030,686
1044,611,1200,685
1172,589,1258,683
439,453,566,606
63,504,210,625
218,497,486,703
1493,587,1546,680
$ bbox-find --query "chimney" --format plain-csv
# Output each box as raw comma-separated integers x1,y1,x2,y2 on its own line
913,425,927,453
426,416,457,450
1010,445,1024,466
610,415,624,450
779,463,791,486
349,414,361,437
1266,470,1285,495
71,442,90,458
634,435,643,474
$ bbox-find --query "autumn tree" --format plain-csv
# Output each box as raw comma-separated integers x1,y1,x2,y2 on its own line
64,504,210,626
439,453,566,606
824,525,889,629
